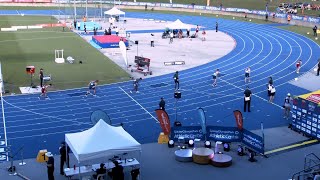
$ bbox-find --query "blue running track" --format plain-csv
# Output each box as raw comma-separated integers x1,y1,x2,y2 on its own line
0,10,319,160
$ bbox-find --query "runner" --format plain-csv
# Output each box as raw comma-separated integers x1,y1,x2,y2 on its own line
212,69,220,87
130,78,142,93
86,80,98,96
245,67,251,83
268,84,276,103
296,60,302,73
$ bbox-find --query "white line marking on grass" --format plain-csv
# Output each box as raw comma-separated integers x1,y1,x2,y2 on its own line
219,78,283,109
119,86,159,123
0,36,75,44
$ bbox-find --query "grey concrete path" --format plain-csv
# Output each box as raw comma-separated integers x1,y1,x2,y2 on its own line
0,142,319,180
77,18,235,79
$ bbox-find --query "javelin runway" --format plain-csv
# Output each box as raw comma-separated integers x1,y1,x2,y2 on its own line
0,11,319,159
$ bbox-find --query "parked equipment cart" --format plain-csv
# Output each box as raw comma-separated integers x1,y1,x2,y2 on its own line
131,56,152,76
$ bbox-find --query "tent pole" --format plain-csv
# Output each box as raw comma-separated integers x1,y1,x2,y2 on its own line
78,161,81,180
65,143,68,170
139,150,142,180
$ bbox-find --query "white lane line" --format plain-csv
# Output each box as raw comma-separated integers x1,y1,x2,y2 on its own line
119,87,159,123
219,78,283,109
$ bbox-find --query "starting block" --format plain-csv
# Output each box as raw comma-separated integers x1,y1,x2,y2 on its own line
158,132,169,144
36,149,48,162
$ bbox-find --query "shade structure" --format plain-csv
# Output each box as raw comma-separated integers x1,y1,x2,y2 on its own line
165,19,191,30
104,7,125,16
65,120,141,162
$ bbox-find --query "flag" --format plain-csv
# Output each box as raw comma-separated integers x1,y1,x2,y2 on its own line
233,110,243,130
197,108,207,135
119,41,128,68
155,109,171,135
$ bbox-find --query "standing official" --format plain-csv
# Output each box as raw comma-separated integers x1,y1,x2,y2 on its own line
244,86,252,112
215,22,218,32
173,71,179,90
317,59,320,76
313,25,318,37
159,97,165,110
39,68,44,87
59,142,70,175
46,152,55,180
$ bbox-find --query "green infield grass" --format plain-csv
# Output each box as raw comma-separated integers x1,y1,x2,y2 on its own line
0,15,129,94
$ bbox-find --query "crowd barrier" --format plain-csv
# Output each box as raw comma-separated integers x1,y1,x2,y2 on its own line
171,125,264,154
50,0,320,24
0,0,318,24
0,0,52,2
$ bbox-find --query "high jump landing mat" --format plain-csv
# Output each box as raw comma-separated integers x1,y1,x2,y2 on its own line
92,35,129,48
79,21,102,31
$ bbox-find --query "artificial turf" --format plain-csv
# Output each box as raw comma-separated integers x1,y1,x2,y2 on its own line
0,15,130,94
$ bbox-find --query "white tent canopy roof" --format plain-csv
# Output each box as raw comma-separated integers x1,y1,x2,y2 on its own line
165,19,191,30
104,7,125,15
65,120,141,162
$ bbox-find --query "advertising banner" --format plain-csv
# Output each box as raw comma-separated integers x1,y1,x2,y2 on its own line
155,109,171,135
242,129,264,154
0,0,13,2
170,126,204,141
197,108,207,136
206,126,241,142
233,110,243,130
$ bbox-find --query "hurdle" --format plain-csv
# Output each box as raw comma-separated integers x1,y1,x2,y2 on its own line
55,49,65,63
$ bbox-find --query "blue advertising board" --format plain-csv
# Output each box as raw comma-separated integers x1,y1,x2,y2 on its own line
170,126,204,141
171,125,264,153
242,129,264,154
206,126,241,142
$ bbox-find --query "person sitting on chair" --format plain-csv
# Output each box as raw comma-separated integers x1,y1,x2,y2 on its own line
93,163,107,179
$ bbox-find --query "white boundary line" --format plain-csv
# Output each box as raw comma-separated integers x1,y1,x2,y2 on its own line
119,86,159,123
220,78,283,109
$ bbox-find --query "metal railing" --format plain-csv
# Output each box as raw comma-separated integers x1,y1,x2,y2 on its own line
304,153,320,172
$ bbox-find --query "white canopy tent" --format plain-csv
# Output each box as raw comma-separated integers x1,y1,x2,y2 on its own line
104,7,126,16
165,19,191,30
104,7,126,26
65,119,141,162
